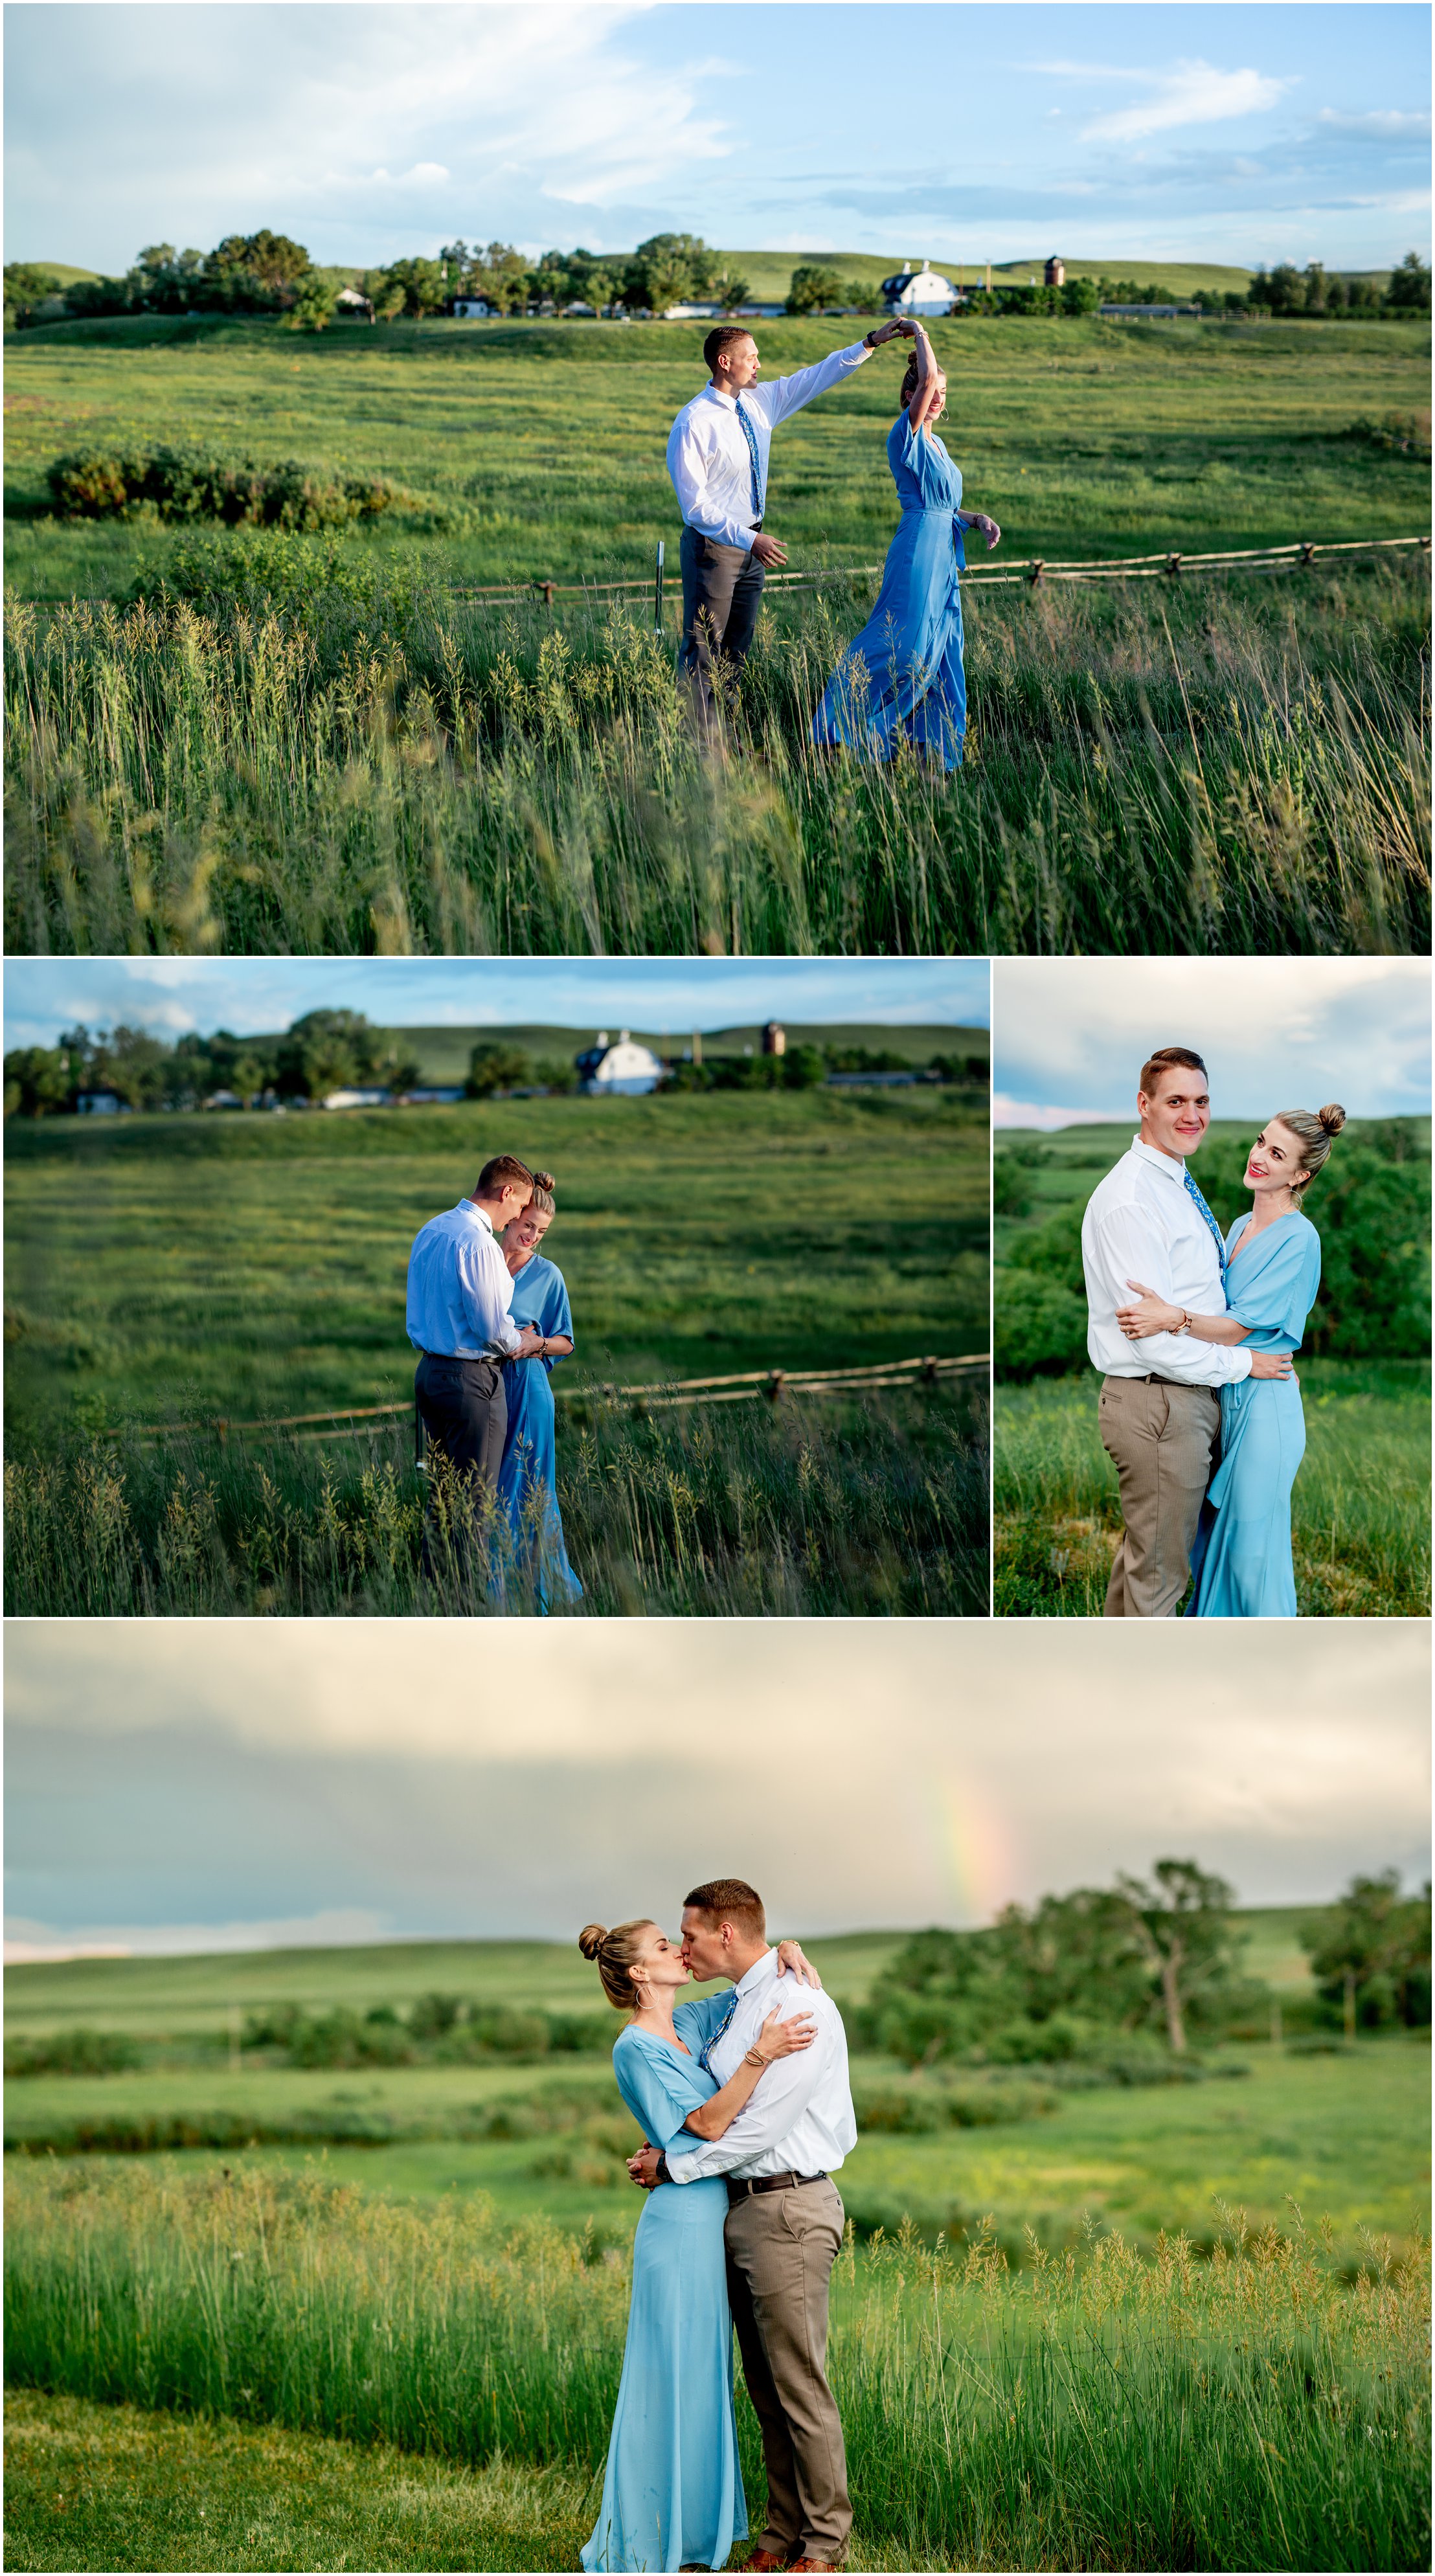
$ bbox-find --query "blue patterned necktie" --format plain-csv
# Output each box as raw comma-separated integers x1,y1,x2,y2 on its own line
699,1987,740,2072
1184,1167,1227,1279
734,399,763,523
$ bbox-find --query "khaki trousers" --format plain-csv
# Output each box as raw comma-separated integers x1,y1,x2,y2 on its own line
725,2180,850,2564
1099,1375,1220,1619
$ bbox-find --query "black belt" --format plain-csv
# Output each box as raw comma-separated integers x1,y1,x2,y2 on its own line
727,2170,826,2202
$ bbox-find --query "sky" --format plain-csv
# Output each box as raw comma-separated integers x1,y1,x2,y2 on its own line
5,3,1429,277
6,1621,1429,1958
1,956,989,1048
991,958,1431,1127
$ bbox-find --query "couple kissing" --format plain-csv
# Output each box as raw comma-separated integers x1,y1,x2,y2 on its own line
578,1880,855,2575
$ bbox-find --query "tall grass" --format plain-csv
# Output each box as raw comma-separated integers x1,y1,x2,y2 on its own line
6,2160,1428,2571
993,1361,1430,1616
3,1381,989,1616
5,552,1428,955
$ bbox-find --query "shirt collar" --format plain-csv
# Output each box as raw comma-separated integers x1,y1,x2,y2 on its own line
1130,1136,1186,1180
734,1947,779,2002
460,1199,495,1232
704,383,738,409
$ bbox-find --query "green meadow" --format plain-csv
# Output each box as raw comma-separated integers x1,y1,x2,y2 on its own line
992,1119,1431,1618
4,314,1429,955
3,1083,991,1615
5,1931,1429,2571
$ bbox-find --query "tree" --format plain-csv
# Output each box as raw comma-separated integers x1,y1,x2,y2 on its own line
786,262,844,315
275,1008,396,1098
1303,1871,1431,2030
1061,274,1101,316
3,262,67,328
372,257,447,320
842,278,880,315
1387,251,1432,315
1114,1859,1243,2054
284,274,339,332
466,1041,534,1098
212,230,311,300
712,269,752,314
3,1045,75,1116
628,231,716,312
782,1043,828,1090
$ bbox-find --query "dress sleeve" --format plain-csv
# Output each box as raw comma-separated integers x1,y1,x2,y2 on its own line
611,2039,699,2152
541,1263,574,1368
896,418,953,508
1226,1223,1322,1343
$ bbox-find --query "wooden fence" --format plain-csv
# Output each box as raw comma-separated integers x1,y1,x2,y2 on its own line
107,1350,989,1454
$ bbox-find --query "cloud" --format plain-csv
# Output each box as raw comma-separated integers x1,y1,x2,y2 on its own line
6,1625,1429,1945
1318,109,1431,137
1079,61,1294,146
992,960,1431,1119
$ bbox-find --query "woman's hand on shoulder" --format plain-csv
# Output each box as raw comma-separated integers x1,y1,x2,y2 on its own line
775,1938,822,1989
756,2006,818,2063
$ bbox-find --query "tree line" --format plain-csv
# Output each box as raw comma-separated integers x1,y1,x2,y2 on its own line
855,1860,1430,2068
7,238,1429,332
994,1122,1431,1373
3,1012,989,1116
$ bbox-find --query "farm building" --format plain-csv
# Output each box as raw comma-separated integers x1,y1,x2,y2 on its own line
76,1091,123,1115
453,298,500,319
1044,256,1065,287
335,286,374,321
574,1031,664,1096
319,1087,391,1110
880,262,956,316
762,1021,787,1056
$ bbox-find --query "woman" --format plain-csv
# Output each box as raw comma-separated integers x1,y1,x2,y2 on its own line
578,1919,819,2575
1115,1106,1345,1618
812,319,1000,769
496,1173,582,1609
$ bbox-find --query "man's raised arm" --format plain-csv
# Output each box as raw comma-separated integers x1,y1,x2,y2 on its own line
752,320,909,431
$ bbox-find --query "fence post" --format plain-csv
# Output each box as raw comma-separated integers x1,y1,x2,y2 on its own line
1028,560,1045,588
539,580,556,610
654,539,664,632
764,1372,786,1404
1298,542,1315,569
1165,553,1182,580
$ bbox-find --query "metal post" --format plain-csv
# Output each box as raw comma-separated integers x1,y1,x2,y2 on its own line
654,539,665,631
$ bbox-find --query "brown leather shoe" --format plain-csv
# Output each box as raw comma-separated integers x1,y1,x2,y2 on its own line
741,2555,792,2572
791,2561,841,2572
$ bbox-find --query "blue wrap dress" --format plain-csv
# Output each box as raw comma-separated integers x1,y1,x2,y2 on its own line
581,2026,747,2574
812,414,967,768
497,1252,582,1609
1187,1211,1322,1619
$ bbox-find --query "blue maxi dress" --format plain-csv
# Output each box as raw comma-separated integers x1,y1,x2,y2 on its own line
582,2027,747,2574
497,1252,582,1609
1187,1212,1322,1620
811,414,967,769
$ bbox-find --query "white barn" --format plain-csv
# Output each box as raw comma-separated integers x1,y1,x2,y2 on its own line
880,262,956,317
574,1030,664,1096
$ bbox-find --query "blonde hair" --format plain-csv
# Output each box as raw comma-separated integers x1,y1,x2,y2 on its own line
1273,1105,1346,1194
529,1170,556,1217
578,1919,658,2013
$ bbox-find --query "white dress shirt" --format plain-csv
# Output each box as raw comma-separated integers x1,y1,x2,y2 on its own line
405,1200,523,1359
667,1949,857,2185
666,343,875,554
1081,1138,1252,1387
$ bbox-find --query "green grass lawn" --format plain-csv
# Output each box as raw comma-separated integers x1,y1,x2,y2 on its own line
4,1086,986,1440
5,312,1429,598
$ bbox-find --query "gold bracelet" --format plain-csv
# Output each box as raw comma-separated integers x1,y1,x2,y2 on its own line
744,2046,766,2069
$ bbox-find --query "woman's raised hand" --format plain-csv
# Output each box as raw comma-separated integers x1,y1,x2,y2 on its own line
756,2007,818,2062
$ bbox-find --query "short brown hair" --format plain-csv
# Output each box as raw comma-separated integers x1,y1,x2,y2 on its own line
1139,1046,1207,1098
684,1877,766,1941
475,1153,533,1200
704,325,752,376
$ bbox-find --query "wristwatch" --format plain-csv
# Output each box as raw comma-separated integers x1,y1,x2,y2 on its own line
655,2153,672,2184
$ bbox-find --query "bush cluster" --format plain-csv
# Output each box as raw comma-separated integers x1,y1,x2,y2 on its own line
240,1994,612,2068
45,444,398,530
4,2028,141,2078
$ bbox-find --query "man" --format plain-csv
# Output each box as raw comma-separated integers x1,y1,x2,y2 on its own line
666,317,912,730
405,1154,544,1503
1081,1046,1293,1619
629,1877,857,2576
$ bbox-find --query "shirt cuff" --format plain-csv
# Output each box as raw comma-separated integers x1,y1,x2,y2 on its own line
496,1320,524,1355
665,2149,699,2184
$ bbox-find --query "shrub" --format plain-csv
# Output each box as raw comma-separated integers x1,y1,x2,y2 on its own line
4,2028,141,2077
45,444,400,531
994,1267,1089,1377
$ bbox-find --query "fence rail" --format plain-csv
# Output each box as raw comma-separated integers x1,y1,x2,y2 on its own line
25,532,1430,616
106,1351,989,1451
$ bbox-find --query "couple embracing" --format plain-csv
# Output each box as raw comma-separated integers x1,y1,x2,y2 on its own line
1082,1046,1345,1618
578,1879,855,2576
667,317,999,762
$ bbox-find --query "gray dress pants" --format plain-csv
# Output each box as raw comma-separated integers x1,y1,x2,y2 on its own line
678,523,766,730
414,1353,507,1489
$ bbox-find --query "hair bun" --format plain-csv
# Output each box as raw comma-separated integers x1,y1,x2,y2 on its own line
533,1171,556,1192
1317,1105,1346,1136
578,1923,607,1961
